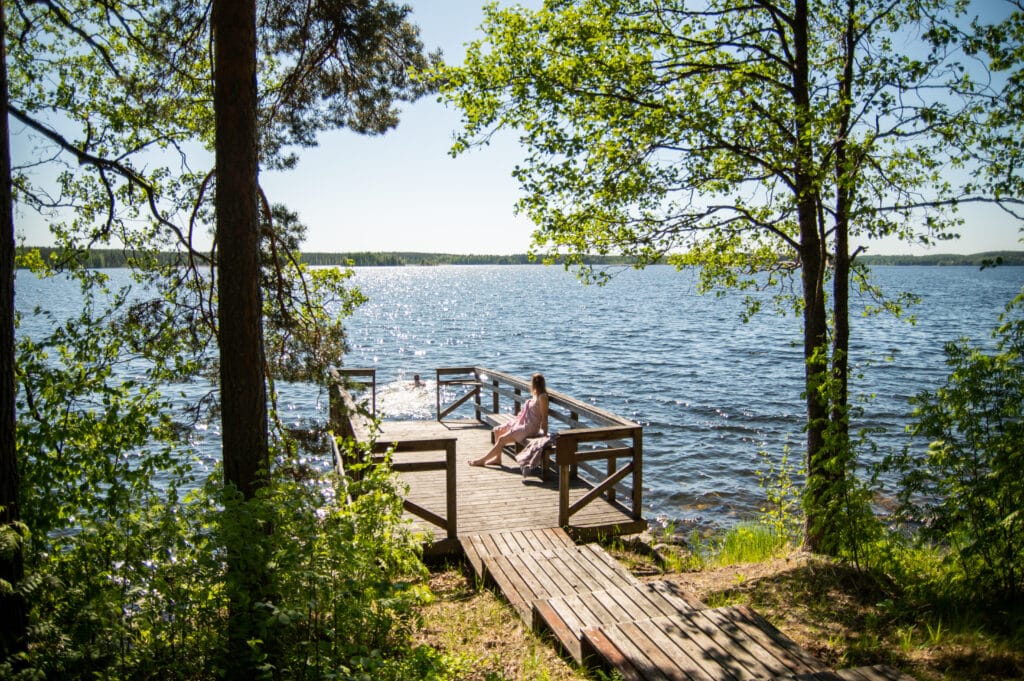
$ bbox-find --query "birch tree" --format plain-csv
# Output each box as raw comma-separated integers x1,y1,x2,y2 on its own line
437,0,980,552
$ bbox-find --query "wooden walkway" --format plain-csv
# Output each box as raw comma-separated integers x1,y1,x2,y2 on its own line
329,368,915,680
463,528,917,681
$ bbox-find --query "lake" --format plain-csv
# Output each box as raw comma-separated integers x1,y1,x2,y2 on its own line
16,264,1024,531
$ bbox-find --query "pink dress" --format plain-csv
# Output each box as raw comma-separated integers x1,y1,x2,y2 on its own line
502,396,545,443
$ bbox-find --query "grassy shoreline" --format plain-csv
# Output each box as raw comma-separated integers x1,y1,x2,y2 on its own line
414,537,1024,681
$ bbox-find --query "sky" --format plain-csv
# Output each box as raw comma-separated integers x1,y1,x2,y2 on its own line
14,0,1024,256
259,1,542,256
266,0,1023,256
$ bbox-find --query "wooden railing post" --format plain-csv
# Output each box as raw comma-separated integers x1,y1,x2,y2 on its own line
491,377,499,414
607,453,616,504
435,368,441,421
557,434,574,527
473,369,482,420
569,410,580,479
446,439,457,539
328,368,343,434
632,427,643,521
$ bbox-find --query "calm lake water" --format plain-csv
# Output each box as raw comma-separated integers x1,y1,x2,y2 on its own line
16,264,1024,530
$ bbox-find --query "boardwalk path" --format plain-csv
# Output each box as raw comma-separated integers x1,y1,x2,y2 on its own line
381,420,916,681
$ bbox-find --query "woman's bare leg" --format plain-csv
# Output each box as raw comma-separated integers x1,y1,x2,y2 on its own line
469,431,517,466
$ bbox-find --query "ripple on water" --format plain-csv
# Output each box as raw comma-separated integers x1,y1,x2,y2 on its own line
16,265,1023,531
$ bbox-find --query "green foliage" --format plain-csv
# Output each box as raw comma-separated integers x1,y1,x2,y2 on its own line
14,266,198,543
261,205,368,385
2,437,456,679
6,259,447,678
803,350,886,565
756,447,805,546
215,446,437,680
881,290,1024,606
712,523,791,566
681,523,790,570
434,0,970,278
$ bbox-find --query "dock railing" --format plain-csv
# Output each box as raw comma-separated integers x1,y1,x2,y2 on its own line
436,366,643,528
328,367,457,541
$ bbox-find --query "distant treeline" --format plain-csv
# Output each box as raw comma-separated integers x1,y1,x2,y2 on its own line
857,251,1024,266
17,247,633,268
17,246,1024,269
302,251,542,266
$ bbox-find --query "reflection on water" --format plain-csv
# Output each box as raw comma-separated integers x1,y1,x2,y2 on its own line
15,264,1024,531
376,378,435,420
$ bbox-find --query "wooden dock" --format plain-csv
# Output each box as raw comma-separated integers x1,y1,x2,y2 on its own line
328,367,915,681
378,418,645,554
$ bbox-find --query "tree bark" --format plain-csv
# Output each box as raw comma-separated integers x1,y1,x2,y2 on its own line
214,0,266,501
792,0,831,553
212,0,269,675
0,0,26,657
832,0,857,456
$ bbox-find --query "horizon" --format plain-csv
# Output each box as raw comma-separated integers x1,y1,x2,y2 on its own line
12,1,1024,257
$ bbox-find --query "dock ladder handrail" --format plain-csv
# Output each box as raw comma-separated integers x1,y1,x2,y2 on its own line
327,367,457,540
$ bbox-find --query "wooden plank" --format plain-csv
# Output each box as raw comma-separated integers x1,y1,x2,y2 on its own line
593,610,830,681
646,580,706,610
480,544,639,627
483,554,536,622
702,605,827,676
845,666,917,681
627,615,741,680
691,607,806,677
588,621,682,681
604,582,692,621
761,667,917,681
578,543,640,585
582,626,648,681
519,550,576,604
677,609,787,679
461,536,486,578
537,582,700,664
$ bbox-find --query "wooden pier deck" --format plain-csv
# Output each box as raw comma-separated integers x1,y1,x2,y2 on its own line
329,367,916,681
378,419,645,554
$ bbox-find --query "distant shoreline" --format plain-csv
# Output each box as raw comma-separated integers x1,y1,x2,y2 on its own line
16,246,1024,269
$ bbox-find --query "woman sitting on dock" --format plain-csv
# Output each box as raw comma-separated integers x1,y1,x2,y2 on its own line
469,373,549,466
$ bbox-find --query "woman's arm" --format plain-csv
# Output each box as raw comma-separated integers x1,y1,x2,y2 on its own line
539,394,549,434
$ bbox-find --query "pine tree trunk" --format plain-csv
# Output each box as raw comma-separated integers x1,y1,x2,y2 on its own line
0,1,26,656
212,0,269,674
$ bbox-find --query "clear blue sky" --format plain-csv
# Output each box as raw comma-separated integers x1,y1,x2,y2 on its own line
14,1,1023,256
260,1,544,256
263,0,1022,256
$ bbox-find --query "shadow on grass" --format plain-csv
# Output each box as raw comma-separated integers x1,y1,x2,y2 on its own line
698,557,1024,681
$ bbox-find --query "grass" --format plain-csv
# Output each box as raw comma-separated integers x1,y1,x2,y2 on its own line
415,532,1024,681
413,561,595,680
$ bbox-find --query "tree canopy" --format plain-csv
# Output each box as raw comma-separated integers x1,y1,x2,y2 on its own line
435,0,1002,552
2,0,438,669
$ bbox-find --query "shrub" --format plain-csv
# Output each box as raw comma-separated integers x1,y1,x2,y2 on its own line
3,441,456,680
882,290,1024,606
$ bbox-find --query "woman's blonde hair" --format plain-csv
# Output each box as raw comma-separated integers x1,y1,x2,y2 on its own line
531,373,547,394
